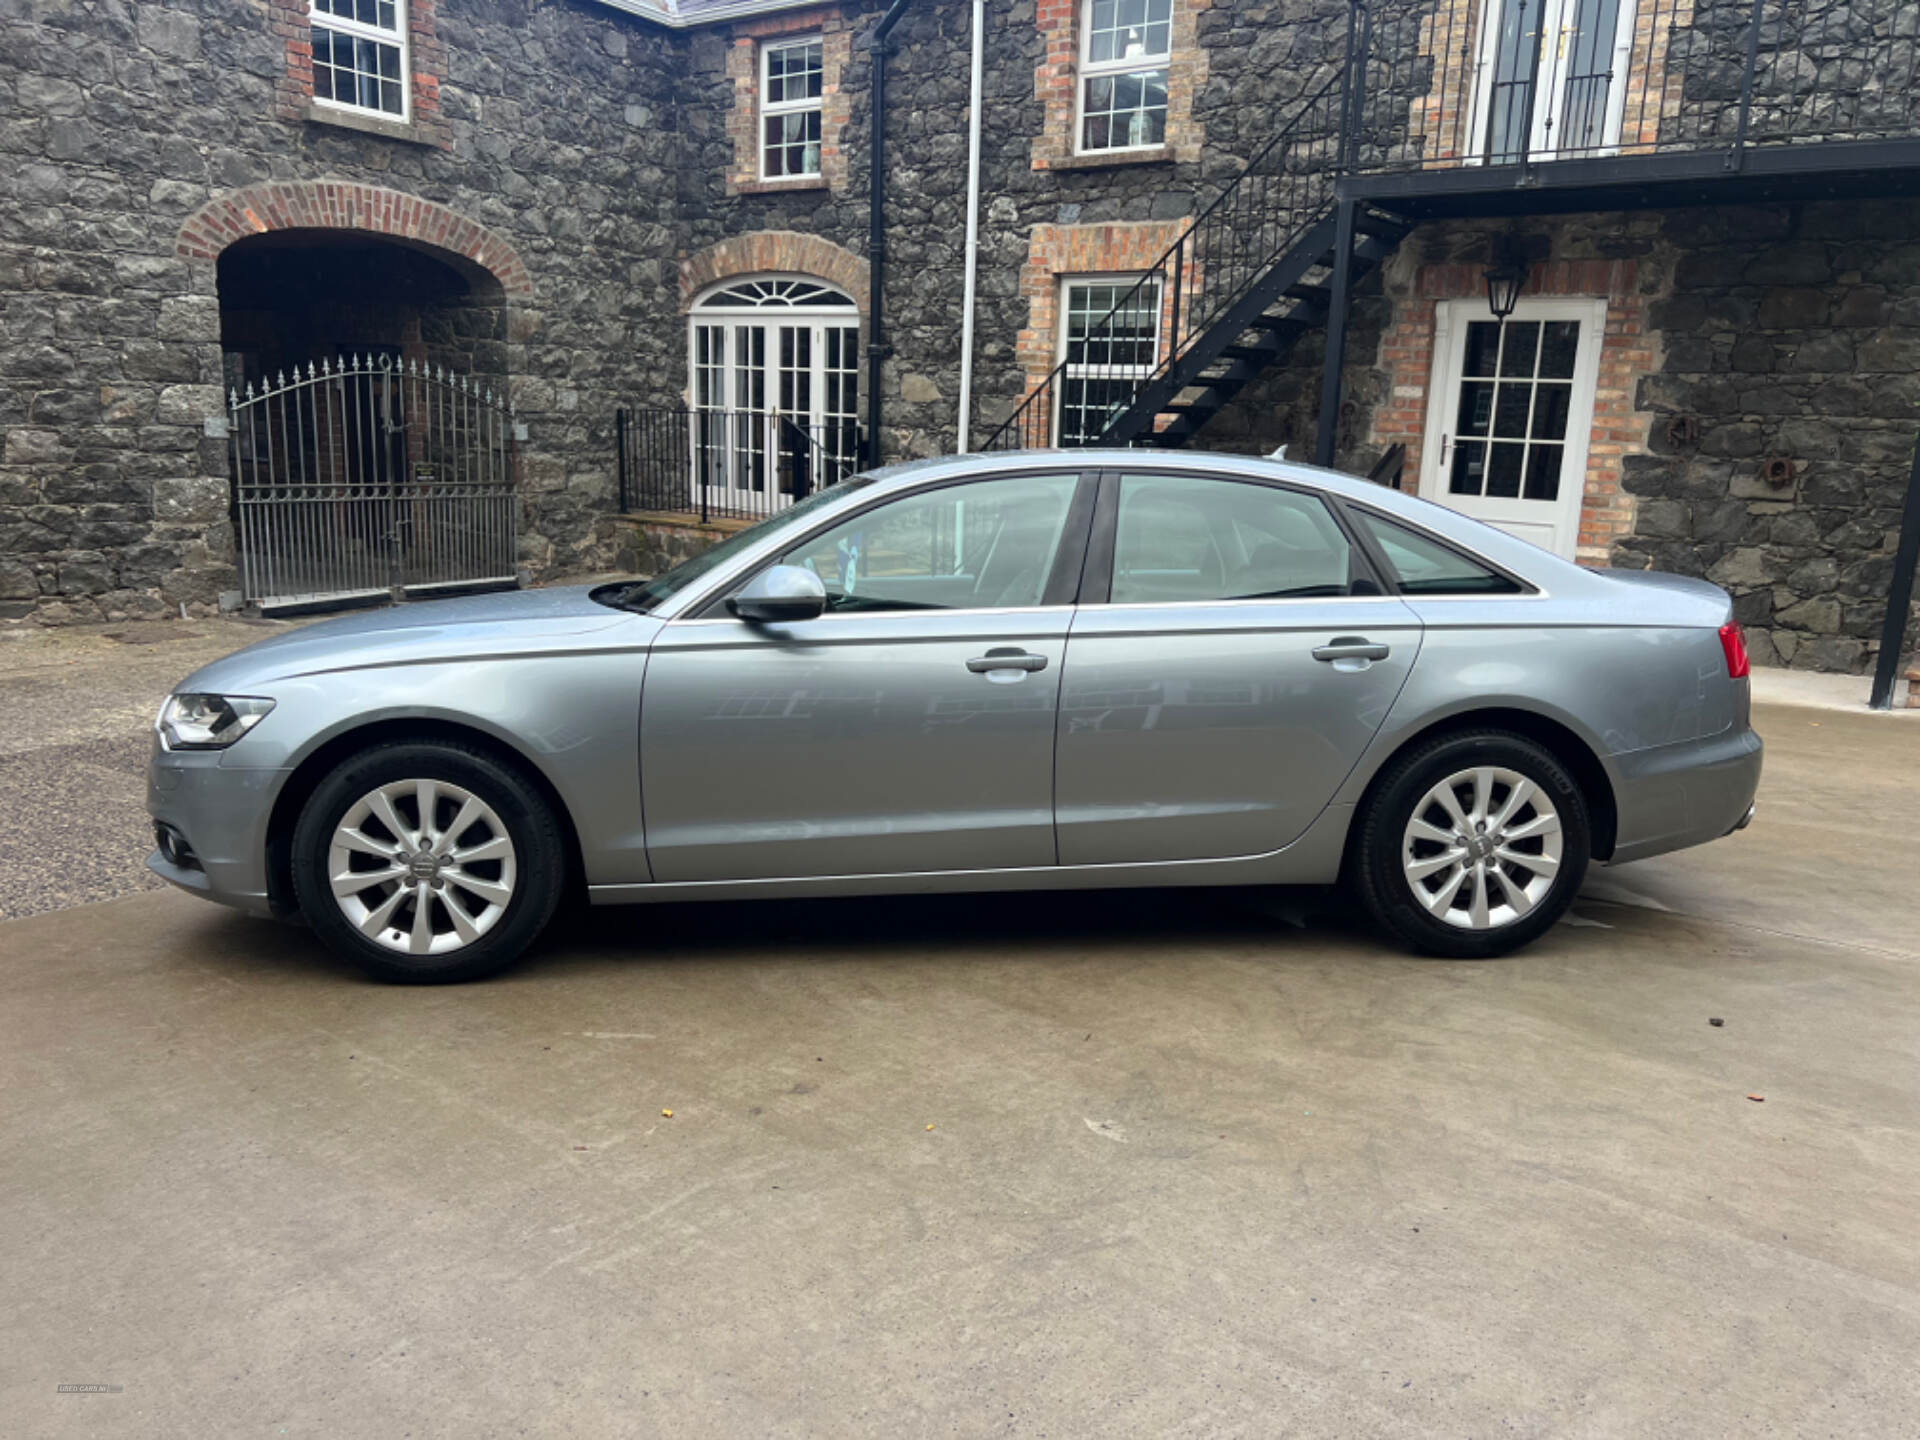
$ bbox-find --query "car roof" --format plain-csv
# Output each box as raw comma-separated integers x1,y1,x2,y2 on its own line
853,449,1586,585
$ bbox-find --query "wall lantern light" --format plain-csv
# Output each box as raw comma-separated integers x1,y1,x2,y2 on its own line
1483,239,1530,321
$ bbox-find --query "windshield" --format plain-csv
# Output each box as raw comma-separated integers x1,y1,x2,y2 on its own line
592,478,874,614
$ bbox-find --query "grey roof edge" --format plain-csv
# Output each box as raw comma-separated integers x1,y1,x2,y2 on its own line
585,0,857,28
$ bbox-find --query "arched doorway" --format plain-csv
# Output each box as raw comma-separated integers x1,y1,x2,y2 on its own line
179,183,531,609
216,229,509,396
687,276,862,513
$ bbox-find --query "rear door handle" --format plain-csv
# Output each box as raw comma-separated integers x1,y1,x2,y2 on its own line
1312,636,1390,662
967,648,1048,674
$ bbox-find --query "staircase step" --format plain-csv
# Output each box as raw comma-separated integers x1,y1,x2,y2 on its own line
1220,341,1282,363
1355,209,1413,241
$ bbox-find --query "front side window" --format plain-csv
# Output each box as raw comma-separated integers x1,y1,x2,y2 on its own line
1351,511,1522,595
1079,0,1172,152
1109,474,1363,604
311,0,408,120
1056,277,1160,446
776,474,1081,614
762,38,824,179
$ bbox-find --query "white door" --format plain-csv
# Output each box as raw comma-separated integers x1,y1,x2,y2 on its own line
1418,298,1605,559
687,278,861,513
1469,0,1638,162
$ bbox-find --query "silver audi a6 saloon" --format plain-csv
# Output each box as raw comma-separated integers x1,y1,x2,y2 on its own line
149,451,1761,982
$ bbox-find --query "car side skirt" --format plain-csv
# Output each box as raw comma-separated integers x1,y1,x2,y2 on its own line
587,803,1356,904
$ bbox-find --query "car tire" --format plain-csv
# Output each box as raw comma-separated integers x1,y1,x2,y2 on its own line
1352,729,1590,959
292,740,567,984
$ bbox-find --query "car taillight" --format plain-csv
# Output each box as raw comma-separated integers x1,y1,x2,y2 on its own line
1719,621,1750,679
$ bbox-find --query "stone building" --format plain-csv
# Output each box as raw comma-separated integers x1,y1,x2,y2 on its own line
2,0,1918,672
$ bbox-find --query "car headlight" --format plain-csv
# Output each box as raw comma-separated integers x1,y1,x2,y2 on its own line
157,694,276,751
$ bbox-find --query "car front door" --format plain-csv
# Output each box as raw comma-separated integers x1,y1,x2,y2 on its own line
640,470,1096,882
1054,470,1424,866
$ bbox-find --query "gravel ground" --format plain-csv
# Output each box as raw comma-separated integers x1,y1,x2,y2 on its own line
0,617,294,920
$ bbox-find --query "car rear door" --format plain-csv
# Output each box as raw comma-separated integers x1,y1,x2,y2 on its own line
640,469,1097,882
1054,469,1424,866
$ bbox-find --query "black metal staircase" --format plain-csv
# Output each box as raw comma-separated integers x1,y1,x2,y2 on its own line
982,65,1394,458
980,0,1920,465
1124,208,1409,447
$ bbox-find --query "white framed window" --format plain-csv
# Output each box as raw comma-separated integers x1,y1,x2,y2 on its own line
1056,276,1162,445
761,37,825,180
310,0,409,121
688,277,861,511
1077,0,1173,153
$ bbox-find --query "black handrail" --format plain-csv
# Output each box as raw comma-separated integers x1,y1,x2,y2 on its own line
981,70,1350,452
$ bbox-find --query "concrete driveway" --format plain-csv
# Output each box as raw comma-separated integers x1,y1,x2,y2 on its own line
2,699,1917,1438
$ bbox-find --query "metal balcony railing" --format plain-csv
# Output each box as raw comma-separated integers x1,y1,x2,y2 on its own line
617,406,864,523
1351,0,1920,174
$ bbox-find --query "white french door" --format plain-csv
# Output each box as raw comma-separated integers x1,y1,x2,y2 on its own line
1468,0,1638,162
1417,297,1605,560
687,278,861,512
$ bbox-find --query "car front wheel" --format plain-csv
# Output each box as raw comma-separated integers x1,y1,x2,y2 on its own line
292,740,566,983
1353,729,1591,959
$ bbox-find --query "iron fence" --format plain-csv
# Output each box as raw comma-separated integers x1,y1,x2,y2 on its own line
229,355,516,608
617,406,864,523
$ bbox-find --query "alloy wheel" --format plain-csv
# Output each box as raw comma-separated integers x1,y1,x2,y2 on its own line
327,778,518,956
1401,765,1563,931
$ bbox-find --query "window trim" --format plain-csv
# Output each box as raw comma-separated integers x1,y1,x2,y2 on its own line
1074,0,1174,156
1079,470,1392,608
1054,273,1163,446
759,34,826,182
308,0,411,124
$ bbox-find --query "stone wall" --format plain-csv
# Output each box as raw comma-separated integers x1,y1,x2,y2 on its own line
0,0,687,621
1626,201,1920,673
1203,201,1920,674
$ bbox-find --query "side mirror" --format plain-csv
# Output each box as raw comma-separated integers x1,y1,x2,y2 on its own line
727,564,828,623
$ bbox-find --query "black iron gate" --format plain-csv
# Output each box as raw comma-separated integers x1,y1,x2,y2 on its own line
227,355,517,608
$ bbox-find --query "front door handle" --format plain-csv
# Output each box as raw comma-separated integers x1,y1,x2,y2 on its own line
967,648,1048,674
1312,636,1390,663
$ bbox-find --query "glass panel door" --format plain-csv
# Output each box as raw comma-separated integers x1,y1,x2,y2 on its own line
686,284,862,517
1474,0,1637,162
1418,298,1605,559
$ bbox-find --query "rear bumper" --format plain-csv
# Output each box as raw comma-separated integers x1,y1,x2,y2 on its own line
1606,725,1764,866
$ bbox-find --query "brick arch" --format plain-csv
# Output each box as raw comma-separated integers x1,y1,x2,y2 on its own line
679,231,870,310
175,181,532,299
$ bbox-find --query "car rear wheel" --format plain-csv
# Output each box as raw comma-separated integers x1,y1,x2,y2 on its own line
292,741,566,983
1353,729,1590,958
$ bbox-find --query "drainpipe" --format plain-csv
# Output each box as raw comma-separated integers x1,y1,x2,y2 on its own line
866,0,918,466
955,0,985,452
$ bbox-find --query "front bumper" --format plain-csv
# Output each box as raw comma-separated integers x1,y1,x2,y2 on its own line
1606,724,1764,866
145,737,288,918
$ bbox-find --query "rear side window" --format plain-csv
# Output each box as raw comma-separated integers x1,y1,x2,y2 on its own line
1109,474,1367,603
1352,511,1522,595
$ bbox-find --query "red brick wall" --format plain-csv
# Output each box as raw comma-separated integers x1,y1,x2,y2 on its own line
679,231,871,309
273,0,452,150
1372,257,1653,565
1016,221,1192,405
175,181,531,298
1032,0,1208,171
723,7,854,197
